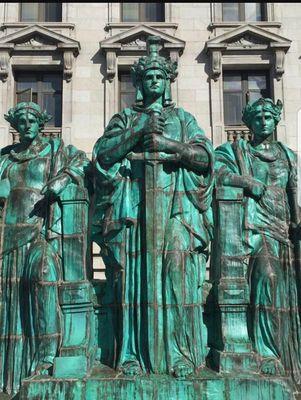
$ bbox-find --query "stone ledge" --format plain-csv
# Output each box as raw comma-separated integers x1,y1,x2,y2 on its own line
19,365,297,400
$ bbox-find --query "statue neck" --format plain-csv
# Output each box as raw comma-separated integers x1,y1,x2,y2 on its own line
251,133,274,149
143,95,164,110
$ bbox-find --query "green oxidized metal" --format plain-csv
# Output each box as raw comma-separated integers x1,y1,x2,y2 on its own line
0,102,95,396
93,35,214,377
0,39,300,400
211,97,301,385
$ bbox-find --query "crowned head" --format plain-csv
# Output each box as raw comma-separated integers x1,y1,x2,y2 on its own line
131,36,178,107
242,97,283,139
4,102,52,143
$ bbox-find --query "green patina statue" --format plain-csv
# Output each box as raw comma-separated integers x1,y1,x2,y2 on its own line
0,102,91,395
214,98,301,383
93,36,214,378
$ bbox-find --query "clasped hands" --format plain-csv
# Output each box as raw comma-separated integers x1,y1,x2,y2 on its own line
137,114,181,154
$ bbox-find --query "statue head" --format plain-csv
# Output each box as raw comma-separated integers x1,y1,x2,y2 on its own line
131,36,178,106
4,102,52,143
242,97,283,139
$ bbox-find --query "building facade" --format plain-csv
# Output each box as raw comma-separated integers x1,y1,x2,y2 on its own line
0,2,300,275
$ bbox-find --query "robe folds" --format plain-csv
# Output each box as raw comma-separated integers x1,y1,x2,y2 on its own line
93,105,214,374
0,137,89,394
215,139,301,383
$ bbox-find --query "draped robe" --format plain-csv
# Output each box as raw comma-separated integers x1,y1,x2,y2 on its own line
0,137,89,394
93,105,214,374
215,139,301,382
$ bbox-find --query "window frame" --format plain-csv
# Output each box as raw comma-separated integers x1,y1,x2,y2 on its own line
19,3,62,23
118,70,136,111
221,3,267,22
223,70,271,126
120,3,165,23
14,71,63,128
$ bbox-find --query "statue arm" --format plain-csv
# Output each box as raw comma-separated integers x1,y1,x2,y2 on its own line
215,143,265,200
95,112,146,167
178,113,211,173
41,140,91,196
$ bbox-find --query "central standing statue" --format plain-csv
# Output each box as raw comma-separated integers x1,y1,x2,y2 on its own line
93,36,214,377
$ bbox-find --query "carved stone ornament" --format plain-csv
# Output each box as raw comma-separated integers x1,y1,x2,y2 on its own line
63,51,74,82
0,51,10,82
212,50,222,81
206,24,291,81
106,51,116,83
100,24,185,82
275,49,285,80
15,35,54,48
227,34,265,48
121,38,147,49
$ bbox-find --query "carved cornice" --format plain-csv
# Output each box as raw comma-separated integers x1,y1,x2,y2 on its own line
100,24,185,81
205,24,291,80
0,24,80,82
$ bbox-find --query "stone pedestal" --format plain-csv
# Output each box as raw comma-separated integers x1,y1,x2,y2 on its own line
19,366,297,400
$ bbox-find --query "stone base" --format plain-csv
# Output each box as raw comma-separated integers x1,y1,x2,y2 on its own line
17,365,299,400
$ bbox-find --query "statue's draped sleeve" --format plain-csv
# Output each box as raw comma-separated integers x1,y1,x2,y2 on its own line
92,110,140,245
170,110,214,249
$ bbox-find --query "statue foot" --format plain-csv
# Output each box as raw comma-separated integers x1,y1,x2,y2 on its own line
119,360,142,376
260,358,285,376
172,360,194,378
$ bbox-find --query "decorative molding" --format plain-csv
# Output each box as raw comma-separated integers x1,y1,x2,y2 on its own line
104,22,178,37
0,50,11,82
212,50,222,81
106,51,116,82
227,34,266,48
208,22,282,31
275,49,285,80
121,38,146,49
205,24,291,80
63,51,74,82
0,24,80,82
100,24,185,81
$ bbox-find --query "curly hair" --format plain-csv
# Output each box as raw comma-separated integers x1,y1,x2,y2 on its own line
242,98,283,129
4,102,52,131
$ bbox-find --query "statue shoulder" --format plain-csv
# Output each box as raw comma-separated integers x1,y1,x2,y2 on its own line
0,144,15,156
277,141,297,164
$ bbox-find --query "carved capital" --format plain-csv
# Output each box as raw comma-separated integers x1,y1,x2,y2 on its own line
275,49,285,81
106,51,116,82
63,51,74,82
212,50,222,81
0,51,10,82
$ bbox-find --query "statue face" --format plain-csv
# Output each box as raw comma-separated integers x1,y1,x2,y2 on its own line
251,108,276,139
142,69,166,100
17,111,40,142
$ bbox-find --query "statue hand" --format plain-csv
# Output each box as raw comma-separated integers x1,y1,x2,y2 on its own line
0,178,10,199
142,133,174,152
143,115,165,136
41,173,72,197
245,179,266,201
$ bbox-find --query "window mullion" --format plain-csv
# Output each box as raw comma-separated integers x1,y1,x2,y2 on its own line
240,3,245,21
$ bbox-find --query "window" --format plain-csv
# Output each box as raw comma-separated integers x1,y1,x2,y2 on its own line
119,72,136,110
222,3,266,22
223,71,270,126
121,3,165,22
20,3,62,22
15,72,63,127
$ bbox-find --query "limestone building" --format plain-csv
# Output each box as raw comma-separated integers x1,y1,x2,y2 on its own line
0,2,300,275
